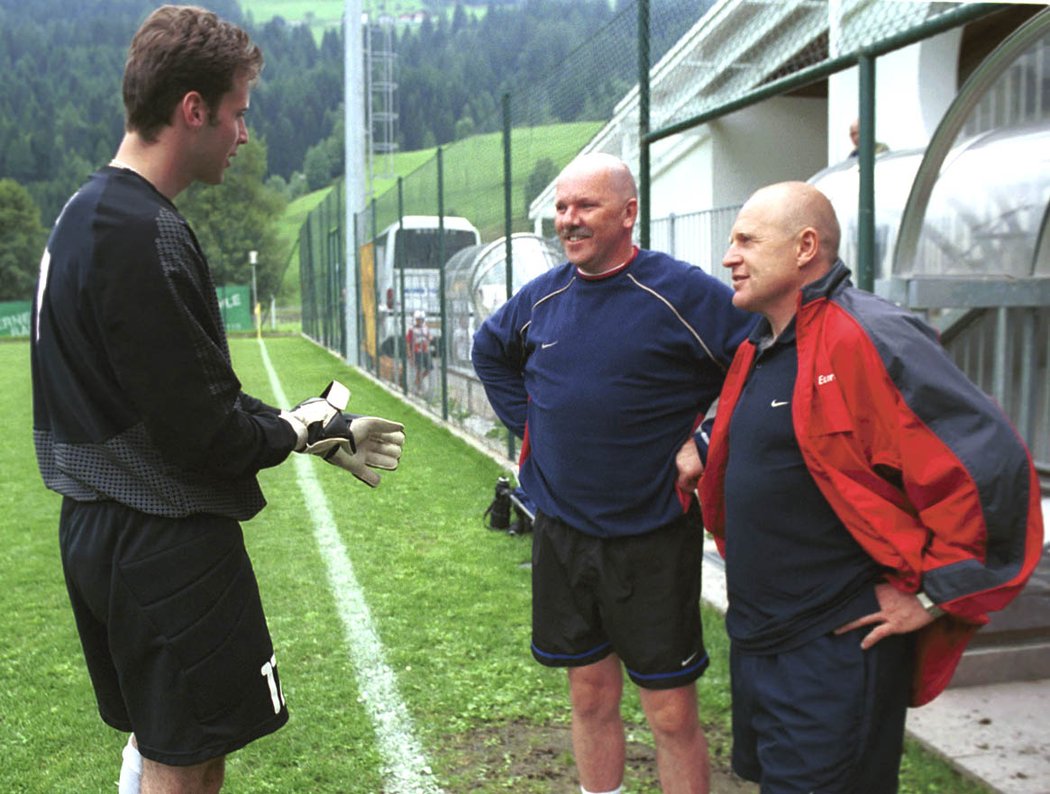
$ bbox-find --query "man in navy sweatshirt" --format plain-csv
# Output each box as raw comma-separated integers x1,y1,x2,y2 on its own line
472,152,753,794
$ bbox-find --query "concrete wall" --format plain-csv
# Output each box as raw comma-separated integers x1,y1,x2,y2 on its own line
647,95,828,220
828,29,963,162
710,96,829,207
649,129,714,218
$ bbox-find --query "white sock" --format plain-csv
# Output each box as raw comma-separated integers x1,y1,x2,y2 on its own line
581,787,622,794
118,735,142,794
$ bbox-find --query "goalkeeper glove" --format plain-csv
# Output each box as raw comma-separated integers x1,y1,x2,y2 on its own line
306,414,405,487
281,381,405,486
280,380,351,451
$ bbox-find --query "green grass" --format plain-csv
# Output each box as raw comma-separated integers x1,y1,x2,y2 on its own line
277,121,600,305
0,337,992,792
369,147,443,199
239,0,345,41
0,337,566,792
238,0,494,42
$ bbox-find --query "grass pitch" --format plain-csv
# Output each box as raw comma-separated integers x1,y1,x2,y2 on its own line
0,337,990,792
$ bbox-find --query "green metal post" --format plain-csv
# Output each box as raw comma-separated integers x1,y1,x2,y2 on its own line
352,192,362,365
638,0,651,249
397,179,408,394
370,198,379,378
503,92,517,462
336,181,345,356
857,54,876,293
503,93,514,302
300,221,311,337
438,147,449,421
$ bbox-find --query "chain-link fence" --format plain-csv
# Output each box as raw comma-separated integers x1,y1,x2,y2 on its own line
300,183,346,355
303,0,720,459
300,0,1038,464
649,206,739,292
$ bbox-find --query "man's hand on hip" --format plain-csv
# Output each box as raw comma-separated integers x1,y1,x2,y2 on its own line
834,582,937,650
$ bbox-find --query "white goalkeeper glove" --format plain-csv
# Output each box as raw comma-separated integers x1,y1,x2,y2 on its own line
280,381,405,487
305,415,406,487
280,380,351,451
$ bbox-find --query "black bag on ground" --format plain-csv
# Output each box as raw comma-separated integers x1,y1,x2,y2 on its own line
483,476,535,535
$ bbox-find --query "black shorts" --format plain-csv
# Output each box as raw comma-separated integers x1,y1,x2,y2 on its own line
730,626,912,792
530,505,707,690
59,498,288,766
413,351,432,372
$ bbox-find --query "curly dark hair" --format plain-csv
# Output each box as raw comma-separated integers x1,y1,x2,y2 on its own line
122,5,263,142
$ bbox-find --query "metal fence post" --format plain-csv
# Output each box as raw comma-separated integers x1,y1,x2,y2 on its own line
437,147,449,421
502,92,517,463
638,0,651,249
336,182,345,357
857,52,876,292
397,179,408,394
352,205,361,365
503,93,514,302
371,197,379,378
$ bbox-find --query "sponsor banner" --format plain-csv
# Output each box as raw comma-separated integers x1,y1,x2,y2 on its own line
0,301,30,338
216,284,253,332
0,285,252,338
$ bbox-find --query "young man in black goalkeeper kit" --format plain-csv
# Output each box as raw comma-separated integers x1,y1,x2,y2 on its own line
30,6,405,793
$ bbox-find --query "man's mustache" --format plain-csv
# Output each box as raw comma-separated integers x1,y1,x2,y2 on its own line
560,226,593,240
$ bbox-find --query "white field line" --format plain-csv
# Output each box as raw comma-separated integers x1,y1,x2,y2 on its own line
259,339,443,794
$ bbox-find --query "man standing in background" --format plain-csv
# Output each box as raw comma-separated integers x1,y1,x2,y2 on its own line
407,308,434,394
473,152,754,793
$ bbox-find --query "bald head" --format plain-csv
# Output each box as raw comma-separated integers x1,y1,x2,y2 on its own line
557,153,637,204
554,152,639,275
723,182,842,336
742,181,841,267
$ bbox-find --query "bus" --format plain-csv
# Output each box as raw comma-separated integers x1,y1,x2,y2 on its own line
359,215,482,377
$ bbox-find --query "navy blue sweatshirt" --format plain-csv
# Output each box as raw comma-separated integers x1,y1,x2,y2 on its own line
472,248,754,538
723,319,879,653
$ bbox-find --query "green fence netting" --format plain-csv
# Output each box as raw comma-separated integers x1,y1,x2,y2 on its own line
299,1,1036,464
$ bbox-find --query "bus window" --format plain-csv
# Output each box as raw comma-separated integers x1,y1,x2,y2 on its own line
394,228,480,269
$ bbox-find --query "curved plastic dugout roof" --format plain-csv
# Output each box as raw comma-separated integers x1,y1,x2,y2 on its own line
811,10,1050,298
445,234,562,319
900,121,1050,280
444,234,562,369
895,10,1050,284
809,149,924,283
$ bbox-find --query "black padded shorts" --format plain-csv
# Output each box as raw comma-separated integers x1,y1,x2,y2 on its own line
59,498,288,766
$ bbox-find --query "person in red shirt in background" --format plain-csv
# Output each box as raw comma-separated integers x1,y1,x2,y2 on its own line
406,309,433,394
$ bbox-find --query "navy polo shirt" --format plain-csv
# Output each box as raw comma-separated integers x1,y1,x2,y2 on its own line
723,318,878,654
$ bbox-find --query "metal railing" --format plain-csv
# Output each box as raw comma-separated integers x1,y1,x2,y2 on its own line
648,206,739,289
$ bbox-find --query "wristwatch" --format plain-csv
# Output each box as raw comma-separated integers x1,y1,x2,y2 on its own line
916,591,945,619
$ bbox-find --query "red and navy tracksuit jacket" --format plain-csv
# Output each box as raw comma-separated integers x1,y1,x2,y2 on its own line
701,261,1044,706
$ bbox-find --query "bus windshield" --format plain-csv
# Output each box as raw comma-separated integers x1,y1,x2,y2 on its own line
394,228,479,269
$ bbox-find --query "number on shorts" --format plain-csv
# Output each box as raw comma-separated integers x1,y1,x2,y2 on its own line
260,653,286,714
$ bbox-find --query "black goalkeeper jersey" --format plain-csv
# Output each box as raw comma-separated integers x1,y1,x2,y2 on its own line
31,166,297,520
